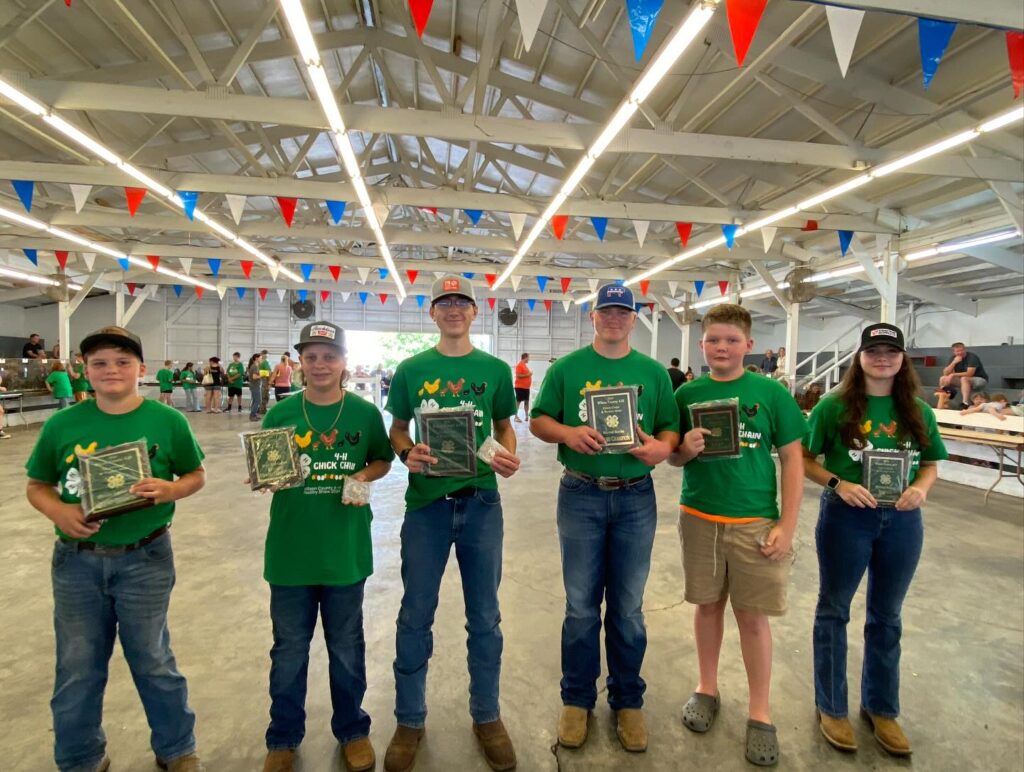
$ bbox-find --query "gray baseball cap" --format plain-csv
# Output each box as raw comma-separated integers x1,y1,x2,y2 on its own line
430,273,476,304
295,320,346,353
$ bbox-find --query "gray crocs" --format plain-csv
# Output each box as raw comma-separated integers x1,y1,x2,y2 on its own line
681,692,720,733
745,720,779,766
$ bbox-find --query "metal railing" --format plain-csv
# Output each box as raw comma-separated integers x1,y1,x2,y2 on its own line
790,321,864,393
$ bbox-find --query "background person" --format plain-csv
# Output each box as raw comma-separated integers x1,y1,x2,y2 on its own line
936,342,988,409
46,361,74,410
514,352,532,422
180,363,199,412
246,353,263,422
23,333,45,359
225,352,245,413
667,357,686,390
760,349,778,376
272,355,293,402
0,372,11,438
70,353,92,403
203,356,223,413
157,360,176,406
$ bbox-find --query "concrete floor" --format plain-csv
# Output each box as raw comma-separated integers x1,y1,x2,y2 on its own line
2,410,1022,771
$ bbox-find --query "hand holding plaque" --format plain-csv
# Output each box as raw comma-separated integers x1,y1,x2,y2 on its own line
342,476,371,506
78,439,157,522
415,407,477,477
585,386,639,454
241,427,304,492
861,450,909,505
688,398,741,460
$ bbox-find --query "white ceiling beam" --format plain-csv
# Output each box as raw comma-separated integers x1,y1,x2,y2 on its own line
808,296,877,322
825,1,1023,29
898,277,978,315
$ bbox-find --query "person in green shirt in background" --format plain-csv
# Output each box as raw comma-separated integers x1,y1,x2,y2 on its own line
157,360,175,406
180,362,200,412
259,349,272,415
671,303,807,767
384,274,521,772
225,351,245,413
70,352,92,402
46,360,74,410
530,283,680,755
802,323,947,758
260,321,393,772
246,353,264,421
25,325,207,772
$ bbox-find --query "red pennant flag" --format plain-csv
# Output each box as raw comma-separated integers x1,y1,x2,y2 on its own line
328,265,341,281
147,255,160,270
639,279,651,296
648,303,655,312
560,277,571,293
543,299,553,312
64,0,72,6
379,293,389,304
55,250,69,270
551,214,569,240
240,260,254,278
676,222,693,247
321,290,330,302
125,187,147,216
419,207,438,215
406,269,419,284
802,219,819,232
276,196,298,227
258,287,268,301
409,0,435,37
126,282,137,296
726,0,769,67
195,286,204,299
485,273,498,288
719,281,730,296
487,297,496,310
1008,32,1024,99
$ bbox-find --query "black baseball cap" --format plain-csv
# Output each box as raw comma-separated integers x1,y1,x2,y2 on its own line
80,326,144,360
859,322,905,352
295,320,346,353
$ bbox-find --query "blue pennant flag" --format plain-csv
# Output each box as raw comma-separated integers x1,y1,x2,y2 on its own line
12,180,34,212
694,280,705,297
463,272,475,280
722,224,739,249
378,268,389,280
838,230,854,256
614,279,625,286
625,0,665,62
918,18,956,90
527,298,536,311
173,285,183,298
590,216,608,241
300,263,314,281
634,303,645,313
582,302,590,312
207,258,222,277
416,295,426,308
22,248,38,265
117,258,130,271
298,289,308,303
177,191,199,221
236,287,247,299
325,200,347,224
536,276,548,292
463,209,484,225
358,292,368,305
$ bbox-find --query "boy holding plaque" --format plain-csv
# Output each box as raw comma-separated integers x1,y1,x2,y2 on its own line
531,283,680,754
259,320,393,772
384,274,521,772
671,303,806,767
802,323,946,757
24,325,207,772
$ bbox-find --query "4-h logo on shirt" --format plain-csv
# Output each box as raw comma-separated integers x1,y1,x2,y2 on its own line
300,453,312,479
62,467,81,497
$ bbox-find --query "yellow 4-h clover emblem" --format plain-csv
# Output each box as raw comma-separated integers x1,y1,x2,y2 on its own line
605,415,620,429
106,473,125,489
879,473,892,486
267,449,281,462
442,440,455,452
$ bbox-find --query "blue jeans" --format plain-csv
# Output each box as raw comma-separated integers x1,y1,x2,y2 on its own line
393,489,504,727
267,582,369,749
813,491,924,719
57,397,70,409
556,474,657,711
249,383,262,417
50,532,196,771
184,389,199,412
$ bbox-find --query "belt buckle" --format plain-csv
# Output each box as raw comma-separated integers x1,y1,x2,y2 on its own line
596,476,620,491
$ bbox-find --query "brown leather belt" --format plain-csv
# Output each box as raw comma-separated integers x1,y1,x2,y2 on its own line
562,469,650,491
59,524,169,555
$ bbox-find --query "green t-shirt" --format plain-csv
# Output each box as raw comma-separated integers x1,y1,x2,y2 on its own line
46,371,74,399
262,391,394,586
70,362,91,392
226,361,245,385
157,368,175,392
676,372,807,520
531,345,681,478
180,370,197,390
259,361,272,378
25,399,205,545
386,347,516,511
804,394,948,485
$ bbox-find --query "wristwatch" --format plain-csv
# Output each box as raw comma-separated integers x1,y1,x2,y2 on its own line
399,447,413,464
826,475,841,490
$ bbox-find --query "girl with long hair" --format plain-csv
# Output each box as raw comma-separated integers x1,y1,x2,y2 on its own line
802,324,947,757
246,353,263,421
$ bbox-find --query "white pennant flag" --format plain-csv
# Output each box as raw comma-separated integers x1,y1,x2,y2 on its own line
178,257,192,275
826,6,865,78
514,0,546,52
510,274,522,292
268,262,280,281
69,184,91,213
561,300,572,313
508,212,527,240
225,194,247,224
357,266,370,284
633,220,650,248
667,280,678,298
341,292,351,302
432,271,446,279
507,298,516,310
81,252,96,271
372,203,390,226
761,227,777,253
274,289,285,303
587,278,599,292
216,285,227,300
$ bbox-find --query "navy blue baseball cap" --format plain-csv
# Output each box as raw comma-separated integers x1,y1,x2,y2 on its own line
594,283,635,311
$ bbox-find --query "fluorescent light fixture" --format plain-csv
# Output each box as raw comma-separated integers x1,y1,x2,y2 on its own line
693,295,729,310
808,264,867,282
905,229,1021,262
795,175,872,211
979,106,1024,133
868,130,978,178
279,0,322,64
0,204,46,229
0,79,47,115
0,265,61,286
587,103,639,160
44,115,121,164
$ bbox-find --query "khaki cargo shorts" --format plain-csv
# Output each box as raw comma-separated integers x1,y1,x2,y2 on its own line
678,512,794,616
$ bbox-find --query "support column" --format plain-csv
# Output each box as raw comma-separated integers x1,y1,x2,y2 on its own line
784,303,800,392
649,307,659,361
115,287,125,326
218,294,229,358
58,301,70,359
880,249,898,324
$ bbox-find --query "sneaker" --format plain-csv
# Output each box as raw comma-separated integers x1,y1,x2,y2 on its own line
0,430,10,439
262,749,295,772
383,725,424,772
473,719,516,770
341,737,375,772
